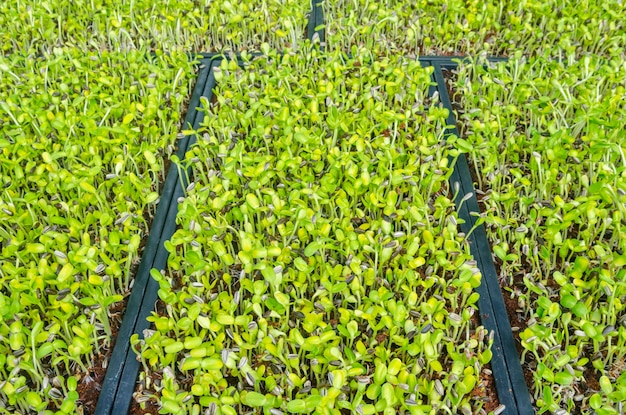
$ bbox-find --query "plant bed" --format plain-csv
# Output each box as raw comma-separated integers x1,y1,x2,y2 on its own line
130,50,499,415
0,50,194,414
1,0,314,55
320,0,626,59
452,55,626,413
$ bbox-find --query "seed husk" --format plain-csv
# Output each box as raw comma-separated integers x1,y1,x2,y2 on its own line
53,250,67,260
434,379,444,396
300,380,312,394
48,388,63,399
192,295,204,304
221,349,230,364
56,288,71,301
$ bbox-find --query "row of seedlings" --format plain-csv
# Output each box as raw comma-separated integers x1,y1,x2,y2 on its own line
0,50,194,414
321,0,626,58
0,0,313,54
454,55,626,413
131,50,496,415
4,0,626,59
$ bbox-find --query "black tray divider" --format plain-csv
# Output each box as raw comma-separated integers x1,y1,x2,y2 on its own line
432,62,533,415
94,60,212,415
311,0,324,44
177,58,222,194
109,181,186,414
174,58,214,159
421,55,508,66
106,61,220,414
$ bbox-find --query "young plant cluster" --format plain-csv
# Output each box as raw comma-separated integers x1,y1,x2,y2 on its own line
0,0,310,55
0,50,193,414
133,50,494,415
454,54,626,413
323,0,626,59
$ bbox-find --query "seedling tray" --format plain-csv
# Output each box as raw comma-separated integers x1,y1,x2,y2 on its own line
94,53,536,415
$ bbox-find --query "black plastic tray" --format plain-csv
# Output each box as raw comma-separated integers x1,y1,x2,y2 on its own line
95,55,532,415
308,0,324,43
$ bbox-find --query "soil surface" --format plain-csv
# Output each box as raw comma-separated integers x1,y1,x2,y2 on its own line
76,297,127,414
129,395,161,415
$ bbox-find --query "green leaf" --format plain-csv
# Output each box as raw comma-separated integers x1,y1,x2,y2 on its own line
461,374,476,395
245,193,260,209
164,341,184,354
294,257,309,271
287,399,307,413
560,294,577,309
305,395,322,409
455,138,473,153
493,245,507,260
543,384,554,407
589,393,602,410
554,371,573,386
197,315,211,329
599,376,613,394
79,180,97,194
366,384,380,400
571,301,588,317
304,241,322,257
241,392,268,407
122,113,134,124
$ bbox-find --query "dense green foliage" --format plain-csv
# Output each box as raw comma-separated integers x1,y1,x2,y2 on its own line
0,0,310,55
134,50,491,415
455,55,626,413
324,0,626,58
0,50,193,414
1,0,625,414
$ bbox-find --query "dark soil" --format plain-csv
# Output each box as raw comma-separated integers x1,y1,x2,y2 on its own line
473,364,500,414
129,395,161,415
468,303,501,413
76,297,127,414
